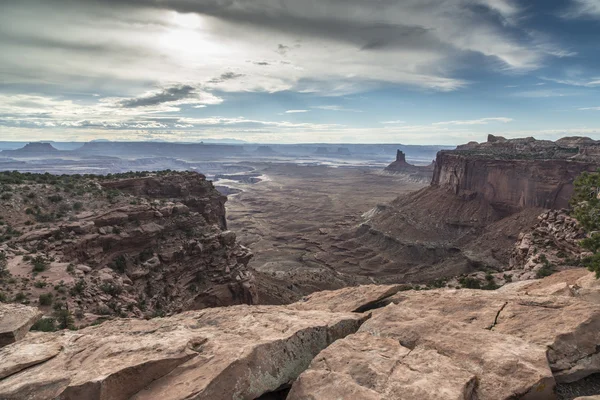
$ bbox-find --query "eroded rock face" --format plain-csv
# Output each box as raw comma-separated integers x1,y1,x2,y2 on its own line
433,136,600,214
0,304,42,348
0,172,255,323
0,305,366,400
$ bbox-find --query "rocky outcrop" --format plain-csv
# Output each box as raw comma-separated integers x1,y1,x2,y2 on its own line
0,172,254,324
288,270,600,399
0,304,42,348
508,209,588,280
384,150,435,183
0,306,366,400
325,136,600,284
433,136,600,215
2,271,600,399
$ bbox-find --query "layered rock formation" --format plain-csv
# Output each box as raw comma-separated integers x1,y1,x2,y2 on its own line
322,136,600,283
384,150,435,183
434,136,600,215
0,172,254,324
2,270,600,399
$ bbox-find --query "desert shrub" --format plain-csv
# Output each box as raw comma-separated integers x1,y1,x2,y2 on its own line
47,194,63,203
73,202,83,211
31,256,49,273
54,308,75,330
458,277,481,289
30,317,57,332
110,255,127,273
33,280,47,288
100,282,123,296
14,292,27,303
1,193,12,200
39,293,53,306
70,279,87,295
0,251,8,281
571,170,600,277
534,254,555,278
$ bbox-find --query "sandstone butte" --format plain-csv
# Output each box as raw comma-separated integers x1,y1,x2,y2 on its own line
1,269,600,399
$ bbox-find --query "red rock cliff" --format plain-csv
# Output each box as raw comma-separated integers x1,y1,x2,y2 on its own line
432,136,600,215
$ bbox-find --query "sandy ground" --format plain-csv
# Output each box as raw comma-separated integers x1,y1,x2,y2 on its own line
225,163,426,303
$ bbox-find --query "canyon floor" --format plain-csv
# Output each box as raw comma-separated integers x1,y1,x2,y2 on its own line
225,163,427,304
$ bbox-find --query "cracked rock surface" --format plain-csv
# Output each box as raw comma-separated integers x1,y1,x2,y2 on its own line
0,305,366,400
3,269,600,400
290,269,600,399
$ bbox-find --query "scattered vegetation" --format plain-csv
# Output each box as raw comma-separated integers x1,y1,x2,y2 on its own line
571,170,600,277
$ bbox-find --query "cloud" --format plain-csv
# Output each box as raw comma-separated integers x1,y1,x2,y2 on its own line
285,110,309,113
207,72,245,84
108,85,223,110
312,105,362,113
540,76,600,88
512,89,579,98
563,0,600,18
381,120,406,124
0,0,559,97
433,117,513,125
579,106,600,111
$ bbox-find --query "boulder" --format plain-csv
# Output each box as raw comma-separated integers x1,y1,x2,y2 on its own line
0,305,366,400
0,304,42,348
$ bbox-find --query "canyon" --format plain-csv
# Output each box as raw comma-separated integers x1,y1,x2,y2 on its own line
1,135,600,399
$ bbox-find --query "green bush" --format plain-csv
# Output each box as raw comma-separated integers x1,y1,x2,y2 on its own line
31,256,49,273
39,293,53,306
571,170,600,277
30,318,57,332
100,282,123,296
458,277,481,289
47,194,63,203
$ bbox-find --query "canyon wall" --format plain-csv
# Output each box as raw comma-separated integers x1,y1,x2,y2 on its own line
432,154,598,215
432,136,600,216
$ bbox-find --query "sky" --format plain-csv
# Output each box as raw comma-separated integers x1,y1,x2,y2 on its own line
0,0,599,145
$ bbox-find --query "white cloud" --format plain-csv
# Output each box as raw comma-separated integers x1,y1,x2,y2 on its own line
312,105,363,113
579,106,600,111
0,0,555,97
381,120,406,124
563,0,600,18
433,117,513,125
285,110,309,113
541,76,600,87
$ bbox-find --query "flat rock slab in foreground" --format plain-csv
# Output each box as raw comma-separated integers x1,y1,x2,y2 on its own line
0,305,366,400
0,304,42,348
289,270,600,400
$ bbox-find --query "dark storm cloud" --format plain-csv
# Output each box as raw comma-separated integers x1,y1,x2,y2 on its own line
117,85,196,108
